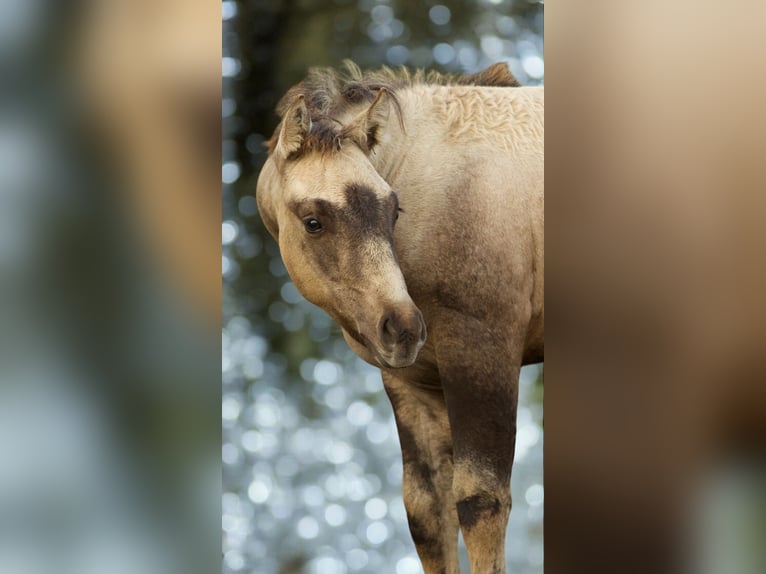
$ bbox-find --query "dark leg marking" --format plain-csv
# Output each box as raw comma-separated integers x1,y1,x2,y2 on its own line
385,377,460,574
396,421,436,484
432,321,525,574
456,493,502,530
406,515,442,560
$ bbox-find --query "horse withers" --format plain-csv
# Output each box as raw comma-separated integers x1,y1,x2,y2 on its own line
256,61,544,573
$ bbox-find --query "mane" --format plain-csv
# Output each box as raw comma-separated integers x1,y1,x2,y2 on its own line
266,60,522,156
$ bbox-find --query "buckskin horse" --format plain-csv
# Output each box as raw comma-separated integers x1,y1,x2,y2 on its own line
256,61,543,573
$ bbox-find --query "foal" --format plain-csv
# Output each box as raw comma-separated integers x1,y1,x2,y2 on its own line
257,62,543,573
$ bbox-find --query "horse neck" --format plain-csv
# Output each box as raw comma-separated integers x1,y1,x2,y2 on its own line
368,86,441,186
369,85,545,185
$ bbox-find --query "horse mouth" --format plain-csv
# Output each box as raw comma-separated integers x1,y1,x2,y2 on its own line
377,347,423,369
374,314,427,369
340,312,426,369
353,329,425,369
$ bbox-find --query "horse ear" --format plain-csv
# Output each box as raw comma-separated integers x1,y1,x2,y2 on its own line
345,88,391,152
275,95,310,158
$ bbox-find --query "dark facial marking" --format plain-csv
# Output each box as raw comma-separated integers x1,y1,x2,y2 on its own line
343,183,389,236
289,197,339,226
287,187,401,294
287,198,342,276
290,188,396,240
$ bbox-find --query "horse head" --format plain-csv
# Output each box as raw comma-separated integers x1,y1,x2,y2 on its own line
257,93,426,368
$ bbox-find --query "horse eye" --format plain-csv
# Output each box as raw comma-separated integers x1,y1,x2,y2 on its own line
304,218,323,233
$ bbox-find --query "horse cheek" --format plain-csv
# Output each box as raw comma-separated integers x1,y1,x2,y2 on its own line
287,239,335,312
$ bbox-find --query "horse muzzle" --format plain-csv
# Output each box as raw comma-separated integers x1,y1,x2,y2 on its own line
376,304,427,368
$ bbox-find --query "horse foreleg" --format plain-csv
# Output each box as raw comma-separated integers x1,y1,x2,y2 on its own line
436,328,520,574
452,461,513,574
383,371,460,574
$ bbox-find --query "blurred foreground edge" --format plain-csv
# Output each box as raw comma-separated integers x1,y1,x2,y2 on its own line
547,1,766,573
1,2,220,574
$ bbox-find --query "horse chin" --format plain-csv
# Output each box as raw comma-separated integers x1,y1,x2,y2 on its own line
377,353,419,369
375,341,425,369
340,327,422,369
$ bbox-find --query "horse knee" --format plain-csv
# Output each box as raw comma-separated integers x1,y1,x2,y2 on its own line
456,492,509,529
453,475,511,572
402,475,436,519
452,464,511,532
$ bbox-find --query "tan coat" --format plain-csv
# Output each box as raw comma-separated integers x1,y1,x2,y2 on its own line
257,63,543,574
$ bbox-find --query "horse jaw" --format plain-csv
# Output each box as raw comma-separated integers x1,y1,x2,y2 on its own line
341,329,379,366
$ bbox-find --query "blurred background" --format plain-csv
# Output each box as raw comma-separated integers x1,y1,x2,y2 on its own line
0,1,219,574
546,3,766,573
222,1,543,573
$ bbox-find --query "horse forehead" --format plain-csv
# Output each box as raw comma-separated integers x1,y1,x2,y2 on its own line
288,185,388,217
289,159,389,205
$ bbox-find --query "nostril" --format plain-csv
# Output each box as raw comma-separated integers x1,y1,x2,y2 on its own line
380,314,398,344
379,307,426,350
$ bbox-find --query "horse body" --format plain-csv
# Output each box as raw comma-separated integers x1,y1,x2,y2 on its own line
369,83,544,360
257,63,543,574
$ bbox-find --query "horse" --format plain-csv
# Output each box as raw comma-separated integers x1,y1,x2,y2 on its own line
256,61,543,574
